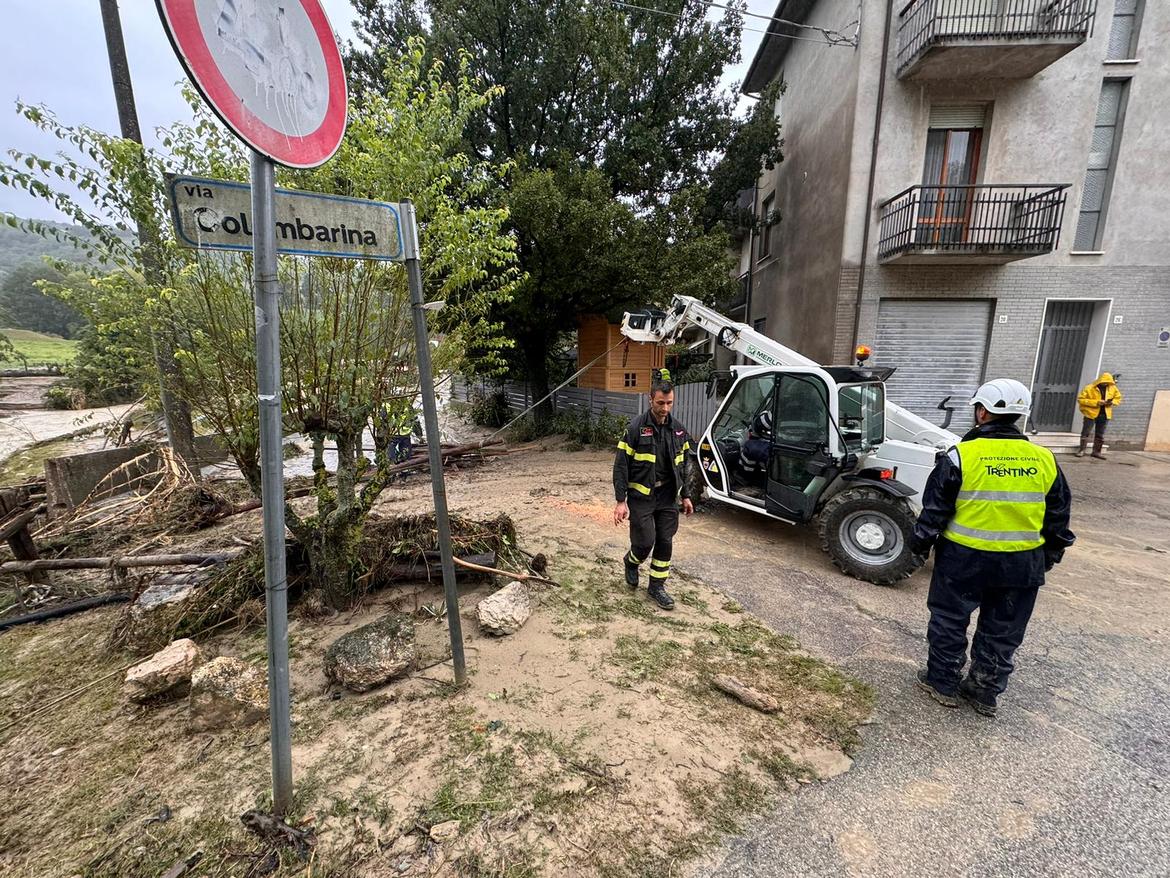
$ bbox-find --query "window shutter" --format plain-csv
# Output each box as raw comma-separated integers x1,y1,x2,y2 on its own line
928,104,987,129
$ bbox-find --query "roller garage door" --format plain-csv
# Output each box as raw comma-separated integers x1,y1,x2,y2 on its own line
873,299,993,431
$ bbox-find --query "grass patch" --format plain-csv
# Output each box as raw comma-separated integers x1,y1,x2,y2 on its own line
1,328,78,365
605,634,685,684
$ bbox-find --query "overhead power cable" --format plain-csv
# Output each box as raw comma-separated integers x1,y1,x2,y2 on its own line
605,0,859,49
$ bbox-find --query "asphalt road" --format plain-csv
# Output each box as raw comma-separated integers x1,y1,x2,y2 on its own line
675,450,1170,878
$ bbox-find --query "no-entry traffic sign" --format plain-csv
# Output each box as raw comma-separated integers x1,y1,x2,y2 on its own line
155,0,348,168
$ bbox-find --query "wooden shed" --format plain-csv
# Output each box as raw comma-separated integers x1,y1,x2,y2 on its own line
577,314,665,393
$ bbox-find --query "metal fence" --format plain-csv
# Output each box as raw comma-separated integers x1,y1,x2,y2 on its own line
897,0,1098,73
877,184,1069,261
449,376,724,438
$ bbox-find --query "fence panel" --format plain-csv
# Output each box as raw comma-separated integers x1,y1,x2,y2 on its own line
671,382,723,437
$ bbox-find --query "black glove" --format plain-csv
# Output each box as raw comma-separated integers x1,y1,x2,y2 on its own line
909,535,932,558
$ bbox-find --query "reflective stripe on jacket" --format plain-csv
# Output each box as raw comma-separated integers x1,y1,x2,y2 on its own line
613,411,692,502
943,438,1058,552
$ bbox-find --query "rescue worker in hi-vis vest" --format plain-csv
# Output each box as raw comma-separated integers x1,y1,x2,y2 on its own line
612,376,694,610
911,378,1075,717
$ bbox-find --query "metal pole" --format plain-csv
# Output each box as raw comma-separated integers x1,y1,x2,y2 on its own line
97,0,200,474
250,152,293,813
401,199,467,686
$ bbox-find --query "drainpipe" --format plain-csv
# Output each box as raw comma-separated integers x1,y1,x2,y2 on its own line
851,0,896,351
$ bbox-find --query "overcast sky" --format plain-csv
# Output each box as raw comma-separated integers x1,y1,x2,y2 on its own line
0,0,762,223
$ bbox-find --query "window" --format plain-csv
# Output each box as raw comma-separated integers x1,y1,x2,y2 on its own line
753,317,767,335
623,372,638,388
1073,79,1130,251
759,193,775,259
1106,0,1144,60
917,105,986,245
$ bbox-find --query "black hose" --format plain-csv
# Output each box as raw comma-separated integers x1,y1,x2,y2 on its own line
0,593,130,632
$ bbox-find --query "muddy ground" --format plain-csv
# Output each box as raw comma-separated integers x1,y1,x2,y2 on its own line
2,376,1166,877
0,434,873,877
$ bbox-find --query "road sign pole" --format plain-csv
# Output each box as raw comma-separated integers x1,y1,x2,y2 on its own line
401,200,467,686
251,151,294,813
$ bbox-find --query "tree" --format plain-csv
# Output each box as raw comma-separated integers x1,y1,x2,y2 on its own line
349,0,778,412
0,261,87,338
2,44,519,608
166,45,518,607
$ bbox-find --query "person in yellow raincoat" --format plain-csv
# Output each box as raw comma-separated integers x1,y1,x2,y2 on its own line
1076,372,1122,459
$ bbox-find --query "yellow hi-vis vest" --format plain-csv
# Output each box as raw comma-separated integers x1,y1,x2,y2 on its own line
943,438,1058,552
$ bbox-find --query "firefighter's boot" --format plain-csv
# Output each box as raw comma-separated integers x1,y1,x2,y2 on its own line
647,583,675,610
624,553,640,588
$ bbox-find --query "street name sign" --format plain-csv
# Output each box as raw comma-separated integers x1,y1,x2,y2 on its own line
156,0,348,168
168,175,405,261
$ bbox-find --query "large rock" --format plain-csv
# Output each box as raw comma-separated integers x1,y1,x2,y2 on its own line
124,638,203,703
323,614,416,692
476,581,531,636
121,568,216,654
189,657,268,731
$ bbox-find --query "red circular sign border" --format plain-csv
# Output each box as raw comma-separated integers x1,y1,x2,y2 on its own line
156,0,347,168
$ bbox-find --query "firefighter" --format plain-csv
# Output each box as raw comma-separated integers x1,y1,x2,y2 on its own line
910,378,1075,717
1076,371,1122,459
612,379,694,610
375,398,417,473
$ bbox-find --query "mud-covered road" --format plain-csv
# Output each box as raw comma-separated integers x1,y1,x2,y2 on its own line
400,444,1170,878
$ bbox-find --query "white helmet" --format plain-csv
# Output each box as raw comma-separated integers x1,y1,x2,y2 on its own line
969,378,1031,416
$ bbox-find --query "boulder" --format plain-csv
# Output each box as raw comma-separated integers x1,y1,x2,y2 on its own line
476,581,531,636
124,638,203,703
189,657,268,731
323,614,416,692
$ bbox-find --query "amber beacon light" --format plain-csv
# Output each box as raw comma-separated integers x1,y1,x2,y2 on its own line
854,344,872,365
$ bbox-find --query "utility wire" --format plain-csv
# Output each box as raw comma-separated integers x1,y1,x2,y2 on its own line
605,0,859,48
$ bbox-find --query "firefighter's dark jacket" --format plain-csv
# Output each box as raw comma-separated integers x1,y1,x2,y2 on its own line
613,411,693,503
911,421,1075,588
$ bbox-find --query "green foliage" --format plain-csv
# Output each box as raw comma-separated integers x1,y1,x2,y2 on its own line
0,219,111,278
0,262,86,338
350,1,773,406
704,79,786,232
468,386,510,428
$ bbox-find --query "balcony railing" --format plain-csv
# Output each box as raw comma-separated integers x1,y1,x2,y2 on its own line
877,184,1070,263
897,0,1097,77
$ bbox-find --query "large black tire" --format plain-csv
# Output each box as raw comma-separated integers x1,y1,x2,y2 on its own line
817,486,924,586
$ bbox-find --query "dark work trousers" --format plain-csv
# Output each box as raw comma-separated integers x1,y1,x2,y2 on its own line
627,485,680,584
926,568,1040,698
1080,412,1108,441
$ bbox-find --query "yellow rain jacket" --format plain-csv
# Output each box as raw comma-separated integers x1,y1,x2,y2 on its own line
1077,373,1122,420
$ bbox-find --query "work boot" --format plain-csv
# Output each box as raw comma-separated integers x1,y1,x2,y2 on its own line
959,678,998,718
1091,436,1107,460
624,555,640,588
647,583,675,610
1075,438,1087,457
915,669,959,708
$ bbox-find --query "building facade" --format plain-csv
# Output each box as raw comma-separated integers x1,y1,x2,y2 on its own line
740,0,1169,445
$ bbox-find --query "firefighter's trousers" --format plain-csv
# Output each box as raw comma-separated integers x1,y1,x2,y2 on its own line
626,485,679,584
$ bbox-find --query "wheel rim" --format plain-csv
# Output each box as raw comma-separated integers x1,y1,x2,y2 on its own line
839,510,904,566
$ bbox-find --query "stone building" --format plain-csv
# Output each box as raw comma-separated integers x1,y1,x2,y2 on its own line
738,0,1169,445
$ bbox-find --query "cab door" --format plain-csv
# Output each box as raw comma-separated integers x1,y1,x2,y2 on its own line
765,374,833,522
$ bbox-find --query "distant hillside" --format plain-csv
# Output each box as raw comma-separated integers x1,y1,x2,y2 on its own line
0,219,102,278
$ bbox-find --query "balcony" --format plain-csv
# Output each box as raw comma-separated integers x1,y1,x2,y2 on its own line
877,184,1070,263
896,0,1097,80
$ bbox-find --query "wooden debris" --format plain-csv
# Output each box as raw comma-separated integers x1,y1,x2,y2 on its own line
239,810,315,858
160,850,203,878
0,551,239,575
711,674,781,714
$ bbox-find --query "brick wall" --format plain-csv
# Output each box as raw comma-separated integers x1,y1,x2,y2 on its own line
839,264,1170,447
